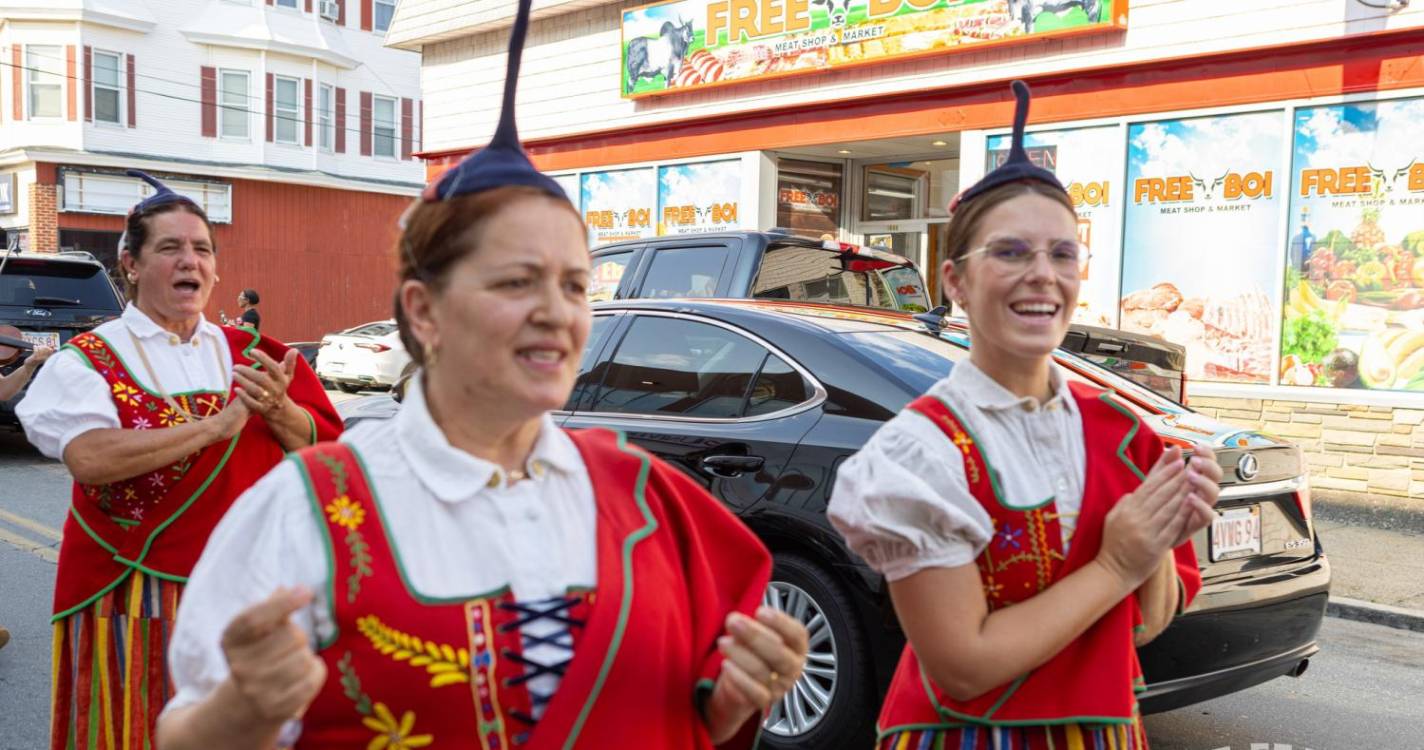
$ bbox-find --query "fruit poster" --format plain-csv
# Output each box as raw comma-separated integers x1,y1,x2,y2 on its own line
581,168,657,247
1282,97,1424,391
986,125,1122,328
658,161,742,235
1120,112,1286,384
621,0,1124,98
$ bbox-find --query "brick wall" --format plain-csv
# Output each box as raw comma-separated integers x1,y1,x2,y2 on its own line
27,182,57,253
1189,396,1424,500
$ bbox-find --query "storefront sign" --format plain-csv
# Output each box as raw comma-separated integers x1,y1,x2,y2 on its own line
658,160,741,235
777,159,843,238
986,126,1121,328
621,0,1125,98
1281,97,1424,392
1120,111,1285,384
582,168,657,246
0,173,16,215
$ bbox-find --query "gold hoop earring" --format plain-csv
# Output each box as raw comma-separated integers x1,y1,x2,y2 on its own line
127,273,137,283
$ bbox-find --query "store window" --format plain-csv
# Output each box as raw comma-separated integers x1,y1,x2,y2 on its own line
62,172,233,223
274,76,301,145
776,159,843,239
92,51,123,125
860,159,957,221
372,96,397,158
26,46,64,119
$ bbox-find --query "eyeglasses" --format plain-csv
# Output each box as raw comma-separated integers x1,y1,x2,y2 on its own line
959,238,1091,277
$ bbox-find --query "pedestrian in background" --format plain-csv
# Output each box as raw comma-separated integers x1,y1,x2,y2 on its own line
156,2,806,747
15,171,340,750
221,289,261,330
829,82,1222,749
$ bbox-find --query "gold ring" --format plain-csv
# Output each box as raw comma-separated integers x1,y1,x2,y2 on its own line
259,389,269,400
767,670,780,687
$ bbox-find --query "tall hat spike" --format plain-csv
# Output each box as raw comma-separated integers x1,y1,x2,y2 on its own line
422,0,570,205
124,169,198,216
948,80,1067,213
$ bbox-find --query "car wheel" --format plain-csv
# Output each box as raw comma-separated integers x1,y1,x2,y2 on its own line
337,383,363,394
759,553,874,750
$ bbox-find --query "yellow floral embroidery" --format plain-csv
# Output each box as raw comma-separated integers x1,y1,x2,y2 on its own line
361,702,433,750
157,407,184,428
357,615,470,688
111,381,143,406
326,496,367,531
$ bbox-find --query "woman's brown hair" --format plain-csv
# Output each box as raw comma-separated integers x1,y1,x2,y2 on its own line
944,180,1076,268
119,201,215,302
393,185,582,367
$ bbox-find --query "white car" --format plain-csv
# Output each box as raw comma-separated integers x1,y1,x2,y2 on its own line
315,320,411,393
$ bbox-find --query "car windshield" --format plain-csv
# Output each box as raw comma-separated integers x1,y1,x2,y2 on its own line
838,328,1183,414
753,244,929,313
0,259,121,311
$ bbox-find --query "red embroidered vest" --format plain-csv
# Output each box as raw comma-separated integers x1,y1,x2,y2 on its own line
875,382,1201,733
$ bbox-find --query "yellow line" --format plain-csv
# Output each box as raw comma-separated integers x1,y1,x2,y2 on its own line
0,508,63,541
0,525,59,562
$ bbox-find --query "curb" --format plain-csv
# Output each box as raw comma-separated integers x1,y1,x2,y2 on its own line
1326,596,1424,633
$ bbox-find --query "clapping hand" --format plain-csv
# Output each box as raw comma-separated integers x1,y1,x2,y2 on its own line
704,607,809,742
1172,443,1222,548
234,349,300,419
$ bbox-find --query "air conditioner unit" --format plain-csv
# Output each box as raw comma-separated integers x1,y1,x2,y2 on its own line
318,0,340,21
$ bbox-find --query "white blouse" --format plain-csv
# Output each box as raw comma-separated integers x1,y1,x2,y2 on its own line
828,359,1087,582
16,304,232,459
163,376,598,730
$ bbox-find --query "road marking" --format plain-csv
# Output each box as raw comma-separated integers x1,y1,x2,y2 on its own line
0,508,63,542
0,526,59,563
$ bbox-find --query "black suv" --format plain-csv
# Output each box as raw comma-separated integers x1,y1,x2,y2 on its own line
0,250,125,425
590,230,1189,403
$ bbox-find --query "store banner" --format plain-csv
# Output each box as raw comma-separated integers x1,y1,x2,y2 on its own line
553,174,581,210
582,168,657,247
1283,97,1424,391
1120,112,1285,384
658,161,741,235
986,125,1121,328
621,0,1125,98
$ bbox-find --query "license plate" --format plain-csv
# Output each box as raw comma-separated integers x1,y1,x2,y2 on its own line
21,331,59,350
1210,505,1262,561
326,361,345,372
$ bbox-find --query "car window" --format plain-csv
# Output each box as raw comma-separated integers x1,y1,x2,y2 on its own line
564,315,617,411
588,251,635,303
745,354,813,417
347,322,396,337
839,330,966,393
0,260,121,311
590,316,767,418
752,245,901,310
640,246,728,299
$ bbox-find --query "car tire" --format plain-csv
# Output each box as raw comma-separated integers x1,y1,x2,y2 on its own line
337,383,363,394
759,553,875,750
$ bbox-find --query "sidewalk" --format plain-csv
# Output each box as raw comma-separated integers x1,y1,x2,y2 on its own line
1312,491,1424,632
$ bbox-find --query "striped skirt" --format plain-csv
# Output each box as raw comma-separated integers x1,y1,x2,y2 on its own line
879,718,1149,750
50,572,182,750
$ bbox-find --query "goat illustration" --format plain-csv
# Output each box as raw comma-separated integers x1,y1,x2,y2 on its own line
1007,0,1102,33
626,18,695,91
811,0,856,27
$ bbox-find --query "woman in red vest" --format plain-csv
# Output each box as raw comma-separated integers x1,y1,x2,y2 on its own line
16,172,341,750
829,82,1223,749
154,2,807,748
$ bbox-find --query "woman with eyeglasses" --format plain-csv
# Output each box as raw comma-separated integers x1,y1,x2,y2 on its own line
829,82,1222,749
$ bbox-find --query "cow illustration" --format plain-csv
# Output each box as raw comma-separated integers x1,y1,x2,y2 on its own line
1189,169,1231,201
812,0,855,27
1007,0,1102,33
1367,159,1418,193
626,18,695,91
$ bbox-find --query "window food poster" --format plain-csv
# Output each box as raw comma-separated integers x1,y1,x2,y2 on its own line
658,161,741,235
1120,111,1285,384
1282,97,1424,392
986,125,1122,328
582,168,657,247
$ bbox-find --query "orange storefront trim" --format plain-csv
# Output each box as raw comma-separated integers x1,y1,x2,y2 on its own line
423,29,1424,180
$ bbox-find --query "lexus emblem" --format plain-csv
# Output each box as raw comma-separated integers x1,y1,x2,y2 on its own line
1236,453,1259,482
25,308,52,317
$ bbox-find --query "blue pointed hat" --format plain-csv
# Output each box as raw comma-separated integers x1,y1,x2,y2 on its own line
420,0,569,204
125,169,198,215
949,81,1067,213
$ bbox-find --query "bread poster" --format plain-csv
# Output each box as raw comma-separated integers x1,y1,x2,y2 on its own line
1283,97,1424,391
986,125,1122,329
1120,112,1285,384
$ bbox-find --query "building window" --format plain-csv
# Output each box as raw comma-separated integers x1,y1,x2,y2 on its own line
374,0,395,31
372,95,396,158
273,76,300,145
319,84,335,152
26,45,64,119
219,70,249,139
63,172,233,223
275,0,298,7
92,51,123,125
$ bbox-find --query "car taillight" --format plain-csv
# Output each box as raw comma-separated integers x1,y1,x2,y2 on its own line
1178,371,1189,406
1293,474,1313,523
354,343,390,353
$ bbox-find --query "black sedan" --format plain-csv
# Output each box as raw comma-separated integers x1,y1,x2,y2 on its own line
338,299,1330,750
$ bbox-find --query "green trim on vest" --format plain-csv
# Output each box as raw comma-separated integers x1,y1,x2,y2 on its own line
84,331,229,400
295,453,342,649
1097,392,1146,482
929,396,1054,511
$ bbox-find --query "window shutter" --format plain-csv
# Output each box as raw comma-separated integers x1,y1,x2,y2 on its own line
335,87,347,153
359,90,372,156
305,0,313,11
65,46,77,122
361,0,373,31
126,54,136,127
10,47,22,120
201,66,217,137
400,97,412,160
304,78,313,147
337,0,346,26
83,46,93,122
265,73,274,142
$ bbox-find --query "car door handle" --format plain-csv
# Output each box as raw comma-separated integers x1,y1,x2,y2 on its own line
701,455,764,476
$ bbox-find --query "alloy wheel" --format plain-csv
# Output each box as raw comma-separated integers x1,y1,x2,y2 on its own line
761,581,837,737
